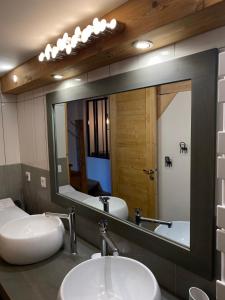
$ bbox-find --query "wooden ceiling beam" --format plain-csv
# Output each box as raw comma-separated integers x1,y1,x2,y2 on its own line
1,0,225,94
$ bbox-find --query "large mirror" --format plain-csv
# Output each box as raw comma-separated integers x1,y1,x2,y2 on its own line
54,80,192,248
48,49,217,278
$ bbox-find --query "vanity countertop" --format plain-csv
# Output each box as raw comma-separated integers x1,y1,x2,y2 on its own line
0,236,179,300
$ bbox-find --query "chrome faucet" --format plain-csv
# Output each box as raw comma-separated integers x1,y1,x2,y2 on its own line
99,196,110,213
45,207,77,255
99,220,119,256
135,208,172,228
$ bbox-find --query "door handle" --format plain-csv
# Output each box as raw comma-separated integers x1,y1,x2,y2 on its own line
143,169,157,180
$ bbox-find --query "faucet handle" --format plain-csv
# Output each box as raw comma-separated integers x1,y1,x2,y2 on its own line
69,207,76,214
98,219,108,232
99,196,110,203
135,208,142,216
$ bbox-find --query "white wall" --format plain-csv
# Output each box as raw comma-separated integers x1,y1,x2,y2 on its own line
67,100,84,171
158,91,191,221
0,86,20,166
17,94,48,169
54,103,67,159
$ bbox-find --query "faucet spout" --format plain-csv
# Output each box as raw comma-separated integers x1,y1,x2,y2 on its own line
99,220,119,256
135,208,172,228
45,207,77,255
99,196,110,213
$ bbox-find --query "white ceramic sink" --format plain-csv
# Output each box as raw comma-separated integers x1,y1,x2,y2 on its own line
83,197,129,220
154,221,190,247
58,256,161,300
0,214,65,265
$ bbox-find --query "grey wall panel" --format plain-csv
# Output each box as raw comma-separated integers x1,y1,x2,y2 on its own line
0,164,22,201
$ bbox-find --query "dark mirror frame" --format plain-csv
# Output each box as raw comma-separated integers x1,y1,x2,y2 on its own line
47,49,218,279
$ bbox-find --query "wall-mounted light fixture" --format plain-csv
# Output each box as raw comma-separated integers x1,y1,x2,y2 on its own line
38,18,122,62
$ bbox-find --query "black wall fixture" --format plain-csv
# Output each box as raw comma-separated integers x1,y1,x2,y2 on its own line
47,49,217,279
165,156,173,167
180,142,188,153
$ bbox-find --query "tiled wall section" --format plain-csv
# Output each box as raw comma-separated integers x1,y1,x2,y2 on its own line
15,25,225,300
216,52,225,300
0,86,20,166
0,85,21,200
0,164,22,200
21,164,62,213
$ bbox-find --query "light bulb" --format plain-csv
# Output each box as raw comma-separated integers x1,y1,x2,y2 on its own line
86,25,93,37
45,44,52,60
93,18,99,26
108,19,117,30
100,19,107,32
93,17,101,35
74,26,81,37
63,32,69,41
57,38,65,51
81,29,89,43
45,44,51,53
51,46,59,59
71,35,78,48
66,44,72,55
57,39,61,48
45,52,51,60
38,52,45,62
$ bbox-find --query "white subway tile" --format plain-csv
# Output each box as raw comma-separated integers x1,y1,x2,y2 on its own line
88,66,110,82
216,280,225,300
17,100,36,166
217,157,225,179
0,94,17,103
33,87,44,98
68,74,88,87
218,79,225,103
219,52,225,77
217,229,225,252
217,206,225,229
138,45,175,69
17,93,25,102
175,26,225,59
1,103,20,164
33,96,49,170
44,82,61,94
110,57,139,76
217,103,224,132
218,132,225,154
0,104,5,166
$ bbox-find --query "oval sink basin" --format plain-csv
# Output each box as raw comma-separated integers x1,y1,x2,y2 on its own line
154,221,190,247
58,256,161,300
0,214,65,265
83,197,129,220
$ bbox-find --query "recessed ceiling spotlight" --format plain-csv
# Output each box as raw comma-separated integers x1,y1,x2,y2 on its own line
53,74,63,80
133,40,153,50
12,74,18,83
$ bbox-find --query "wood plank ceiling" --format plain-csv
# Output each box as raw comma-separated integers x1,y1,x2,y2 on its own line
1,0,225,94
